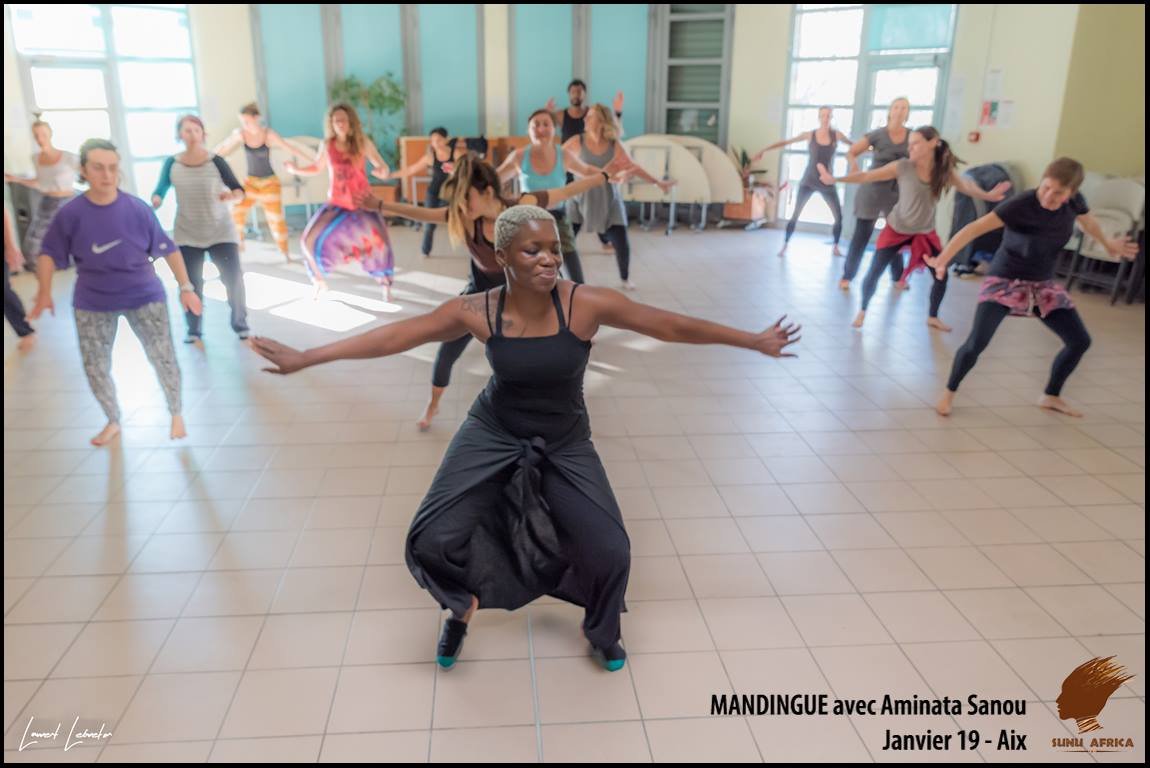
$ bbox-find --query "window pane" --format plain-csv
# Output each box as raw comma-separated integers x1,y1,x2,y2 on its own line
30,67,108,110
786,108,853,139
666,108,719,143
869,109,934,130
132,160,175,229
37,110,112,154
671,4,724,13
111,6,191,58
669,19,724,59
125,111,185,158
790,60,858,106
10,4,105,56
668,65,721,102
118,62,197,108
795,9,863,58
873,67,939,107
867,4,955,52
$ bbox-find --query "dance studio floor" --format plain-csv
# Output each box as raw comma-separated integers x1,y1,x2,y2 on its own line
4,222,1144,762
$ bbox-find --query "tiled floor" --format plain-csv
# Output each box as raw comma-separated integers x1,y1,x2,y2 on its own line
4,223,1144,762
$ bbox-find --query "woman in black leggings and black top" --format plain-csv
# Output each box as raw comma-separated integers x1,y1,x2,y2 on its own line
929,157,1136,418
356,154,628,430
752,106,852,257
387,127,467,256
252,204,800,673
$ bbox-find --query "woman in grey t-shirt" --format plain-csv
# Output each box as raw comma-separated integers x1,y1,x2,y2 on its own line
839,98,911,289
822,126,1010,331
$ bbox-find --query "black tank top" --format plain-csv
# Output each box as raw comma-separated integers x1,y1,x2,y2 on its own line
560,109,587,144
479,284,591,441
428,138,458,196
802,131,837,189
244,143,275,178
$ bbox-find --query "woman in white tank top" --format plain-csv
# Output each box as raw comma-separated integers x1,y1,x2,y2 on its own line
4,119,78,270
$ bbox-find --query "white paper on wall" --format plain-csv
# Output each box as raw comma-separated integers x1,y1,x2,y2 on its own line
983,68,1003,101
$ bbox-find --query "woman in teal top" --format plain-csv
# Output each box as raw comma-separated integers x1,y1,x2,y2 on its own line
498,108,617,283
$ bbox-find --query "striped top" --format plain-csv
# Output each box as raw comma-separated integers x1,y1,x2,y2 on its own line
153,155,244,247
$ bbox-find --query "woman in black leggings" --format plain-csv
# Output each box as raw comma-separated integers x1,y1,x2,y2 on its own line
753,106,852,258
929,157,1136,418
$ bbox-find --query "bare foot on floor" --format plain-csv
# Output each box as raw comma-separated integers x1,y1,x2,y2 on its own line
851,311,866,329
17,333,36,352
936,390,956,416
91,422,122,446
777,246,787,258
927,317,952,332
418,402,439,432
832,245,843,257
170,415,188,440
1038,395,1083,418
839,279,850,291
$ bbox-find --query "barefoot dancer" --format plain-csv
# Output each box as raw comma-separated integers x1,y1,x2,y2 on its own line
252,204,801,672
285,103,395,301
5,118,78,272
820,126,1010,331
31,139,201,446
214,102,313,262
751,106,852,257
929,158,1136,418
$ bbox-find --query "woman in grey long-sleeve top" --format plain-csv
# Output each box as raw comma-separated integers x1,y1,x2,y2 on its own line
153,114,249,344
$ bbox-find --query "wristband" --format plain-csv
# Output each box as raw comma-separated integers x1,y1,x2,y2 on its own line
179,282,195,293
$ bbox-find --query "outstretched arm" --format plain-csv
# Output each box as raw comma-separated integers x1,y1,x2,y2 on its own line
752,133,811,161
253,296,475,374
284,142,329,176
392,154,433,181
1077,212,1140,260
266,129,317,164
584,287,801,357
818,161,898,187
951,171,1011,202
213,130,243,157
926,212,1004,278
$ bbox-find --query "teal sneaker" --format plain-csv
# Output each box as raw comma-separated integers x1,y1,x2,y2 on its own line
436,617,468,669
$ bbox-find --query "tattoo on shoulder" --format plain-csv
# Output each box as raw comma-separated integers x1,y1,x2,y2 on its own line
459,294,485,315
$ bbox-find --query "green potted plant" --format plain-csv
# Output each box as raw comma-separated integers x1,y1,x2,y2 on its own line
728,146,772,189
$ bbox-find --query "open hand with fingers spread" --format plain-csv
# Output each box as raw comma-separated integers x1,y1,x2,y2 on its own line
1106,234,1139,260
753,315,802,358
252,337,310,375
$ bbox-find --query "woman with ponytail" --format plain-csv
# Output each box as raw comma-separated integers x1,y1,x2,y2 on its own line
820,126,1011,330
357,152,630,429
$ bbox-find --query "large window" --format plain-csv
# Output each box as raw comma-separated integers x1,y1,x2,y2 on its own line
651,4,733,146
782,4,956,229
10,4,198,229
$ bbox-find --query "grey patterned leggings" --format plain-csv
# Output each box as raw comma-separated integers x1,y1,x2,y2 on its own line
75,301,182,423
